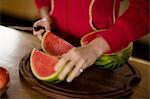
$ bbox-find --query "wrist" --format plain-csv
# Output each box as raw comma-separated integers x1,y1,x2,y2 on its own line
88,37,111,58
39,6,50,17
41,16,52,24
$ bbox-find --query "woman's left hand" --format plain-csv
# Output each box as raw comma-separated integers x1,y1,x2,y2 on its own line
55,37,110,82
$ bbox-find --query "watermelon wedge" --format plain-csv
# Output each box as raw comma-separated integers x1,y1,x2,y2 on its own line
30,49,61,82
41,32,74,56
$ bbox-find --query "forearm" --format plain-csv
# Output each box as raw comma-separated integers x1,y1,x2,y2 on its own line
39,6,50,18
34,0,51,18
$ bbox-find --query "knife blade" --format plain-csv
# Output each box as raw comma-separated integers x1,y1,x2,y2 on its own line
8,26,45,33
9,26,34,32
8,26,46,40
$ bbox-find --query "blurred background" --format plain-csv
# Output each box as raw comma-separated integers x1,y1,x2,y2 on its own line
0,0,149,60
0,0,37,26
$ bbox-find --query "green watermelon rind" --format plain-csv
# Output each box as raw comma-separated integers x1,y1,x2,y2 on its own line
95,55,115,66
95,43,133,70
30,49,62,82
41,32,53,55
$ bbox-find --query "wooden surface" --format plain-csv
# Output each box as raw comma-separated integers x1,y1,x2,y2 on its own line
19,53,141,98
0,25,149,99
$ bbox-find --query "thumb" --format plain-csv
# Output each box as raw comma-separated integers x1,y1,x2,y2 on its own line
37,34,43,41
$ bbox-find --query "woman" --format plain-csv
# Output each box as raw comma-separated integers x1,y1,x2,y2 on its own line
33,0,149,82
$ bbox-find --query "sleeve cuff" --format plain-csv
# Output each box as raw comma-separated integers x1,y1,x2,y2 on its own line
35,0,51,10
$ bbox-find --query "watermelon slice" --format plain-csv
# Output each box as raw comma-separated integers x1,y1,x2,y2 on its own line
30,49,61,82
81,31,133,70
41,32,74,56
0,67,9,96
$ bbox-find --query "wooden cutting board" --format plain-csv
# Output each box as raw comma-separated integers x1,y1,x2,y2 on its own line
19,53,141,99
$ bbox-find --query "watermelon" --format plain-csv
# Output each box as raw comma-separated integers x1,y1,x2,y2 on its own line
30,32,74,82
30,49,61,82
81,31,133,70
0,67,9,96
41,32,74,56
30,30,132,83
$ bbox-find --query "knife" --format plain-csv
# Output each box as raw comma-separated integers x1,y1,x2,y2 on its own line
8,26,45,40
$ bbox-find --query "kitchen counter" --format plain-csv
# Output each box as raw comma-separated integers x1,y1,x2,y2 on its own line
0,25,149,99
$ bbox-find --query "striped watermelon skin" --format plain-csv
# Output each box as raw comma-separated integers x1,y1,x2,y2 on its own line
95,44,133,70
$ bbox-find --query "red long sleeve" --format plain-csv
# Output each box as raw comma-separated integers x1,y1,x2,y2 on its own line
35,0,51,10
34,0,149,52
98,0,149,52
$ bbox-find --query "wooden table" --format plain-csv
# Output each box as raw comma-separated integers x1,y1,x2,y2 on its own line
0,25,149,99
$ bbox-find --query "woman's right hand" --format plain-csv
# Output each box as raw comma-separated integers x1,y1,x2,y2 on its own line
33,16,52,37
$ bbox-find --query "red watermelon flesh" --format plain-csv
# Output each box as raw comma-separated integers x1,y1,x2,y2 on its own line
42,32,74,56
30,49,58,78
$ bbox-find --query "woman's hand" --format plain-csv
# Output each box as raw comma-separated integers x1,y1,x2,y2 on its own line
33,16,52,36
55,37,111,82
33,6,51,40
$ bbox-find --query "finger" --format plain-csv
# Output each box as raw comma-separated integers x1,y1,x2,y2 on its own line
33,22,38,28
75,61,88,77
66,59,85,82
33,20,50,33
57,48,77,66
67,48,80,62
33,29,45,35
75,70,82,77
37,35,43,41
55,57,69,71
45,28,51,32
58,54,80,81
33,30,39,35
45,25,51,31
58,61,75,80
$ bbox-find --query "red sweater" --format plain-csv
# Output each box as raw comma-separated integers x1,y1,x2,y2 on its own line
35,0,149,52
